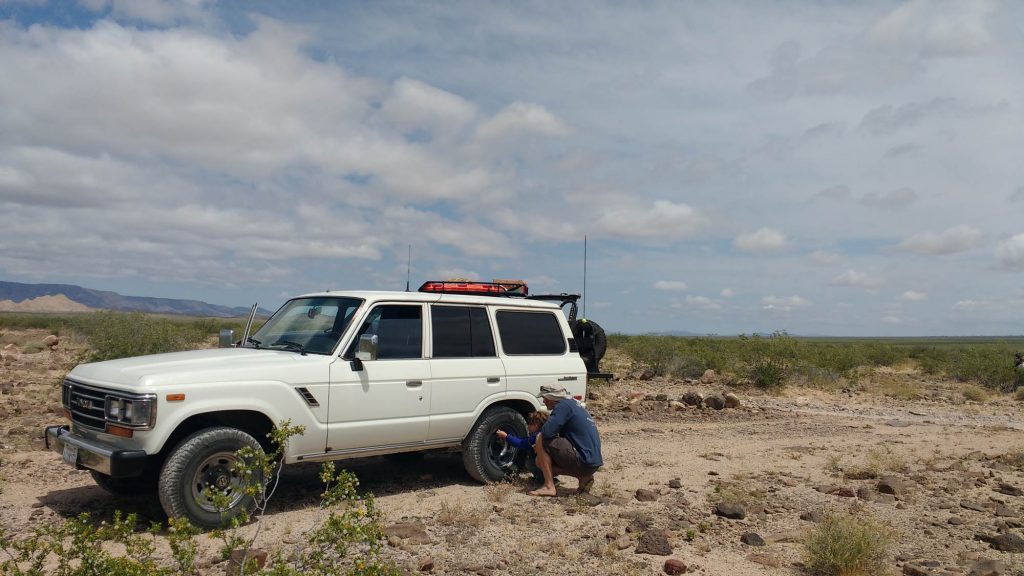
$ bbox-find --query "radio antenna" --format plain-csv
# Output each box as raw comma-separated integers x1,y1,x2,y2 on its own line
405,245,411,291
582,235,587,318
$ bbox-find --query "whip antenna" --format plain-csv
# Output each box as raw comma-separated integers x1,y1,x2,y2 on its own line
405,245,411,291
582,235,587,318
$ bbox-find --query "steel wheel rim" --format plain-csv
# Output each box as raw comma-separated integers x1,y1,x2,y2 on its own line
191,451,245,513
489,428,518,471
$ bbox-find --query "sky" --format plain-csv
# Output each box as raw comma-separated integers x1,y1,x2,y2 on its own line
0,0,1022,336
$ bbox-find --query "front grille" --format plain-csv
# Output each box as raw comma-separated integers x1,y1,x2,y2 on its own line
63,380,109,430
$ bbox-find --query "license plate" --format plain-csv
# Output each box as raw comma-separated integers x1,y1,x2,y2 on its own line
62,443,78,466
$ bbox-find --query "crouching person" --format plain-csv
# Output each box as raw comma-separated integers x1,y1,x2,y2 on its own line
495,411,549,484
530,386,603,497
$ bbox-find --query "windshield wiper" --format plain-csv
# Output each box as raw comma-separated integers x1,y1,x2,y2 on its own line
274,340,307,355
246,337,262,349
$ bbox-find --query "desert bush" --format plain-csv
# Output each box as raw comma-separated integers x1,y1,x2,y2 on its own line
1015,388,1024,402
805,512,892,576
742,332,797,390
962,385,989,403
0,422,397,576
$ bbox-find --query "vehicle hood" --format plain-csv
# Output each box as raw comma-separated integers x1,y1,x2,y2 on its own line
67,348,331,390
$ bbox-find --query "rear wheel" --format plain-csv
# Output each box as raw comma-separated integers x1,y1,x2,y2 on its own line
462,407,528,483
158,427,264,529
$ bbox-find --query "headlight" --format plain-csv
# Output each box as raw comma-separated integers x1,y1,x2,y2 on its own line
104,395,156,429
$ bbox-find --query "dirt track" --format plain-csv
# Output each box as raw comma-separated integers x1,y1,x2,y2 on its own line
2,333,1024,575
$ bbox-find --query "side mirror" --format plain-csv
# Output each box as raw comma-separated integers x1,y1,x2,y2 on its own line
356,334,378,361
218,329,235,348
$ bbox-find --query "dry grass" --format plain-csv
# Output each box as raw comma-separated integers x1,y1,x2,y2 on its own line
436,499,487,528
963,385,989,403
483,480,517,503
827,446,907,480
805,512,893,576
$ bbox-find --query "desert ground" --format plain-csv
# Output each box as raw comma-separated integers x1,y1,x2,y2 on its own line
2,328,1024,575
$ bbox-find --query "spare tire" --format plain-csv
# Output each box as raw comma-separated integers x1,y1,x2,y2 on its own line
571,319,607,373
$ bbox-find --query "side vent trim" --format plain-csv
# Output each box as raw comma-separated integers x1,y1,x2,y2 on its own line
296,387,320,407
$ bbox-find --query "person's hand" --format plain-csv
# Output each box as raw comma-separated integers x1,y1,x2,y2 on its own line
495,430,508,440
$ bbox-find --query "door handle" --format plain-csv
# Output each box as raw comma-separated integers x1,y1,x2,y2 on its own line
406,380,422,387
558,376,578,382
487,377,500,383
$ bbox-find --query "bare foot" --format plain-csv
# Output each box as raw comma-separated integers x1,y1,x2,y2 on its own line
575,475,594,495
529,486,558,497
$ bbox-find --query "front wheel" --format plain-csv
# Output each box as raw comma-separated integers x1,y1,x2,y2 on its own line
462,407,528,483
157,427,264,529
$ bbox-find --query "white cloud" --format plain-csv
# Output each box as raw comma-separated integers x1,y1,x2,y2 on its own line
894,225,982,255
954,299,989,311
720,288,734,298
734,228,788,254
476,102,569,140
592,200,706,240
379,77,478,139
808,250,841,266
829,270,883,290
761,295,811,312
881,315,903,325
902,291,927,301
866,0,997,58
672,295,721,311
813,185,851,201
654,280,688,292
995,234,1024,270
860,188,918,210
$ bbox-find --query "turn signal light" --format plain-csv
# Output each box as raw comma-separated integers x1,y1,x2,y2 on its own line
106,424,134,438
166,394,185,402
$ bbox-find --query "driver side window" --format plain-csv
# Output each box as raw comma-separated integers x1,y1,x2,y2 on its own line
349,304,423,360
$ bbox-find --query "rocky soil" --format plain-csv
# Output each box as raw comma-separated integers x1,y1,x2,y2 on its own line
1,330,1024,575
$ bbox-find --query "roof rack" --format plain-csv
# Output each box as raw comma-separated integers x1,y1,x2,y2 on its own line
418,280,527,297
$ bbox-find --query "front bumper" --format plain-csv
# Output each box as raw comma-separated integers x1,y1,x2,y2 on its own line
44,425,148,478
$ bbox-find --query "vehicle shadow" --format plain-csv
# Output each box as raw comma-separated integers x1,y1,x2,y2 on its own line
37,451,478,529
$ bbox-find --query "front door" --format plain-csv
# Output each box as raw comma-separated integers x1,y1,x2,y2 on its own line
327,303,430,452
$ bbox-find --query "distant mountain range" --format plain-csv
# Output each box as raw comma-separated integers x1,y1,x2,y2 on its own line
0,281,267,318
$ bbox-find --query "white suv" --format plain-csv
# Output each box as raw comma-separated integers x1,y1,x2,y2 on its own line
45,283,588,527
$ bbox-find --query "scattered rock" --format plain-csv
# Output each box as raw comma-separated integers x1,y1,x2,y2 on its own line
886,420,912,428
975,532,1024,553
903,563,930,576
740,532,765,546
384,522,432,545
994,504,1017,518
680,390,703,407
800,510,824,523
723,392,741,408
635,530,673,556
615,535,633,550
746,552,783,568
878,476,910,498
967,558,1008,576
635,489,660,502
700,369,717,383
417,557,434,572
714,502,746,520
766,529,803,544
961,501,990,513
637,369,656,381
668,400,687,412
704,394,726,410
668,478,682,489
226,549,268,576
948,516,965,526
42,335,58,349
663,558,687,575
816,485,856,498
996,483,1024,497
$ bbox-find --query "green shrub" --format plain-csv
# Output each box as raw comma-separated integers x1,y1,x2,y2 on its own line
963,385,988,402
805,512,892,576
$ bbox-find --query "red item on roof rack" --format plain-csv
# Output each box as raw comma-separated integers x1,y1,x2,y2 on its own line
419,279,529,296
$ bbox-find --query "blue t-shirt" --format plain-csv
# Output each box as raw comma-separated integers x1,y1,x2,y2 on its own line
540,399,603,468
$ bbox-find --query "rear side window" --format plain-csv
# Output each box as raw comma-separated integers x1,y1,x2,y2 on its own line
496,311,566,355
431,306,496,358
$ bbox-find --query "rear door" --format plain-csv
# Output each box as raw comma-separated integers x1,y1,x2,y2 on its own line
495,308,587,400
427,304,505,441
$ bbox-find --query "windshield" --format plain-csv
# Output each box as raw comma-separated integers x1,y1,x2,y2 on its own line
250,296,363,355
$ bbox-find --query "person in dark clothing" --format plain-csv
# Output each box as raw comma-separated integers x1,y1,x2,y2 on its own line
529,386,603,497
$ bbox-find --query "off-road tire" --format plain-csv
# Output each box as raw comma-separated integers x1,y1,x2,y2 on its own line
91,463,159,497
462,407,528,483
158,427,263,529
